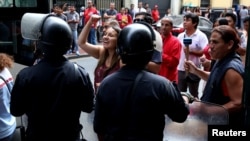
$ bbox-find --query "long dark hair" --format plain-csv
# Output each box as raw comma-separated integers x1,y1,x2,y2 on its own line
94,26,121,77
212,25,240,51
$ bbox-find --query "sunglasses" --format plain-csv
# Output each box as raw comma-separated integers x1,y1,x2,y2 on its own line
133,18,145,23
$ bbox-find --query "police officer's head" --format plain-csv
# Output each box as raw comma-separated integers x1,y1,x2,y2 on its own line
39,15,72,57
117,22,155,67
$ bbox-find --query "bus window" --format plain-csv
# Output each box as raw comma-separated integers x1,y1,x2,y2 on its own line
0,0,13,7
0,21,13,60
0,0,50,66
0,20,36,66
15,0,37,7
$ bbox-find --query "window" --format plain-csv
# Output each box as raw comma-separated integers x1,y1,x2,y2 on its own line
0,0,13,7
199,18,212,28
15,0,37,7
233,0,239,5
201,0,210,7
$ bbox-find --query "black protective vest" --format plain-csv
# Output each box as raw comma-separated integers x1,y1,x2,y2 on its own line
201,52,244,126
202,52,244,104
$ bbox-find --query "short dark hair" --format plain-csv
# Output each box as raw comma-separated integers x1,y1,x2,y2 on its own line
134,12,153,24
225,12,236,23
216,17,229,26
184,13,199,29
243,16,250,23
69,3,75,7
212,25,240,51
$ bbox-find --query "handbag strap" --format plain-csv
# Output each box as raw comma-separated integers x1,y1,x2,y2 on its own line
0,75,11,92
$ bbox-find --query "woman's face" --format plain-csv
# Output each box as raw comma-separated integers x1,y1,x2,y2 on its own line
209,31,232,60
244,21,249,32
102,27,118,50
213,21,219,28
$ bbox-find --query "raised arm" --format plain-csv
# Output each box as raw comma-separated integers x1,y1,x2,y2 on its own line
78,14,103,59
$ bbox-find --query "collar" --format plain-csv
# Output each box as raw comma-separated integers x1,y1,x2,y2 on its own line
184,29,199,38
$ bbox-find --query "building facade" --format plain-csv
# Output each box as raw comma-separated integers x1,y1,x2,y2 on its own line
53,0,249,18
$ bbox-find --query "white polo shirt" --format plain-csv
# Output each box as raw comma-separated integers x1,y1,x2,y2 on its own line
177,29,208,71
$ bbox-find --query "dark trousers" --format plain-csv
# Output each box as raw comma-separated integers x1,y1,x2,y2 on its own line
178,71,200,98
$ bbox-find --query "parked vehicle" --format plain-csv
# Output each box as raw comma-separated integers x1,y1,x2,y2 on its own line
153,15,213,39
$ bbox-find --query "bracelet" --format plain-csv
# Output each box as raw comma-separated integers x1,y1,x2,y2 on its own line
181,92,195,103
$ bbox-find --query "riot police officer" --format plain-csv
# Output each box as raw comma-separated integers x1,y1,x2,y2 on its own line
10,13,94,141
94,22,189,141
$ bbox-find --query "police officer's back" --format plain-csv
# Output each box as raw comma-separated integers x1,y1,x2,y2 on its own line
10,14,94,141
94,23,189,141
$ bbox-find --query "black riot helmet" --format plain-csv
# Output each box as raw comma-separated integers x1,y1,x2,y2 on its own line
39,15,72,56
117,22,155,67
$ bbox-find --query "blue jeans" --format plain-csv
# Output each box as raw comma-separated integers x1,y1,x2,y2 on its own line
71,30,78,52
87,27,96,45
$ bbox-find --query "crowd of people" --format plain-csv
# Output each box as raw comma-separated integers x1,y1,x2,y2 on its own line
1,1,250,141
49,1,161,53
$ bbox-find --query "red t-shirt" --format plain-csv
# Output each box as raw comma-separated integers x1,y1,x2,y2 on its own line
203,45,211,60
151,9,160,22
159,34,181,82
84,7,98,27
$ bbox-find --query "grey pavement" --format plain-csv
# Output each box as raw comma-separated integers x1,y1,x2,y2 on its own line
65,47,90,59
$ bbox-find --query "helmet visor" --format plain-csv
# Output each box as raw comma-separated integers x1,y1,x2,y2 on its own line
21,13,49,40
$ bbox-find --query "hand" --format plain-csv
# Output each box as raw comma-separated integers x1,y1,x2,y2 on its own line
96,83,101,87
182,95,190,104
181,92,196,103
184,60,197,74
200,56,206,63
201,59,211,71
183,47,189,55
91,14,101,23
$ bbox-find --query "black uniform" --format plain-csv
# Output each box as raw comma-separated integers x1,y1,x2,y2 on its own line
94,66,189,141
10,57,94,141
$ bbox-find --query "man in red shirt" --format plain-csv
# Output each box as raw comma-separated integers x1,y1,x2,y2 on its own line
159,17,181,82
83,0,98,44
151,5,160,23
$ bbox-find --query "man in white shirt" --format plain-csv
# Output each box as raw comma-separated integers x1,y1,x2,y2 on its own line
134,1,146,17
177,13,208,98
239,5,249,30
